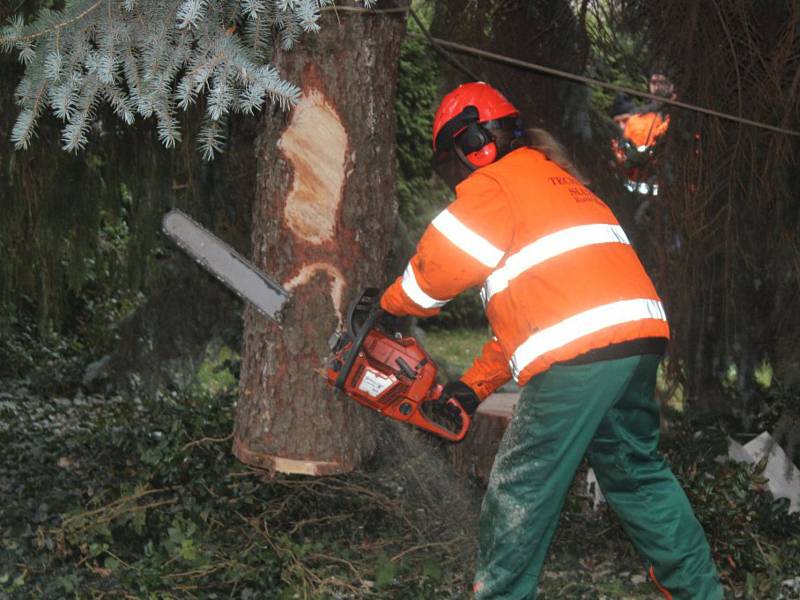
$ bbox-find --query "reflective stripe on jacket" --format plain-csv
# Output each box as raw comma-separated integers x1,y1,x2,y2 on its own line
381,147,670,399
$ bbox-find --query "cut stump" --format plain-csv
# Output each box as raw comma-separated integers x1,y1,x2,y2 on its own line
450,392,519,486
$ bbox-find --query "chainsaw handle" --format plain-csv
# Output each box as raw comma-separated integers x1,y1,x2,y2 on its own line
413,397,471,442
334,306,380,390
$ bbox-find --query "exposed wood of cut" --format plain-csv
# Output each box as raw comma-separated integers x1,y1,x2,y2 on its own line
233,437,346,476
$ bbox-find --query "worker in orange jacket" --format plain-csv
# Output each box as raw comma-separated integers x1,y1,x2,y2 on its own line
614,72,675,198
380,82,722,599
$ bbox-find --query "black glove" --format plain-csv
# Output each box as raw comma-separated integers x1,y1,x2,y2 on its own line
376,309,401,334
440,380,480,416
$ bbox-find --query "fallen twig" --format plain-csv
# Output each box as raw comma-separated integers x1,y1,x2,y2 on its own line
182,433,233,452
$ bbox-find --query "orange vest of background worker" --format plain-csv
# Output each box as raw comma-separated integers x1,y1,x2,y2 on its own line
614,110,670,195
380,82,722,600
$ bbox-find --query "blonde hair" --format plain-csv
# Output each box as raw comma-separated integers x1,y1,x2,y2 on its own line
518,128,588,184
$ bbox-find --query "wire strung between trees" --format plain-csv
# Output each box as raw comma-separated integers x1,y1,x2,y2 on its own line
405,8,481,82
421,36,800,137
324,5,800,138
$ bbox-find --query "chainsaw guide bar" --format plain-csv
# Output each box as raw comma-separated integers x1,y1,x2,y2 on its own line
161,211,469,442
161,210,290,323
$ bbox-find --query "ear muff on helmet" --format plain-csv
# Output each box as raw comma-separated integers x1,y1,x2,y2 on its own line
433,105,497,170
464,138,498,168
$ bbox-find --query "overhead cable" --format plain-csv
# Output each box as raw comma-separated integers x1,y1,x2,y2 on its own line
406,8,480,82
420,35,800,137
322,5,800,137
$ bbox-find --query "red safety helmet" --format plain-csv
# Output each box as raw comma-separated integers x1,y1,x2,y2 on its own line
432,82,519,168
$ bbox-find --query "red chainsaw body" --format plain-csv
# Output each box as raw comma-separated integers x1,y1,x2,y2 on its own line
325,327,470,442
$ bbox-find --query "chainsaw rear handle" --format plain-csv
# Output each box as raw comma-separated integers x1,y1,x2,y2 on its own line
412,396,471,442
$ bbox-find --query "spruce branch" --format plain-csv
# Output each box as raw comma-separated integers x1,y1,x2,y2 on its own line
241,0,267,19
12,69,50,149
43,50,63,81
0,1,103,47
198,115,225,160
49,72,83,121
102,84,135,125
3,0,379,157
62,77,101,152
176,0,208,30
10,108,37,150
296,2,322,33
154,100,181,148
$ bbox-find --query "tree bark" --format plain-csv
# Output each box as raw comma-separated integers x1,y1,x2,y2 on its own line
234,2,410,475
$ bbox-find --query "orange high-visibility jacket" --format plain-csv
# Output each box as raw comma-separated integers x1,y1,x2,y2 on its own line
381,147,670,400
623,112,670,150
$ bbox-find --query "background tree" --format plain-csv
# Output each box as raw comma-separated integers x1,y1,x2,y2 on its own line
431,1,592,159
630,0,800,427
428,0,799,438
0,2,257,393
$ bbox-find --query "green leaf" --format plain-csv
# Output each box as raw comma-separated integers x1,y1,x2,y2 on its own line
104,556,120,571
89,542,109,557
745,572,757,597
131,510,147,535
57,573,78,592
421,558,442,581
374,556,397,590
168,526,184,544
180,538,199,562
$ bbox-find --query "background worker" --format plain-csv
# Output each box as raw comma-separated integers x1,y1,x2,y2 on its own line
615,71,676,199
380,82,723,599
626,70,676,150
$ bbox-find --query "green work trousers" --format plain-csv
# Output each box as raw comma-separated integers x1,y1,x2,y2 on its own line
473,354,723,600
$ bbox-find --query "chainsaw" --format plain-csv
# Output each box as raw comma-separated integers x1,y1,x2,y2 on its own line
162,210,471,442
325,288,470,442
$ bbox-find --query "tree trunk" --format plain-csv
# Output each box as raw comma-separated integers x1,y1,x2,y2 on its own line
234,2,410,475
